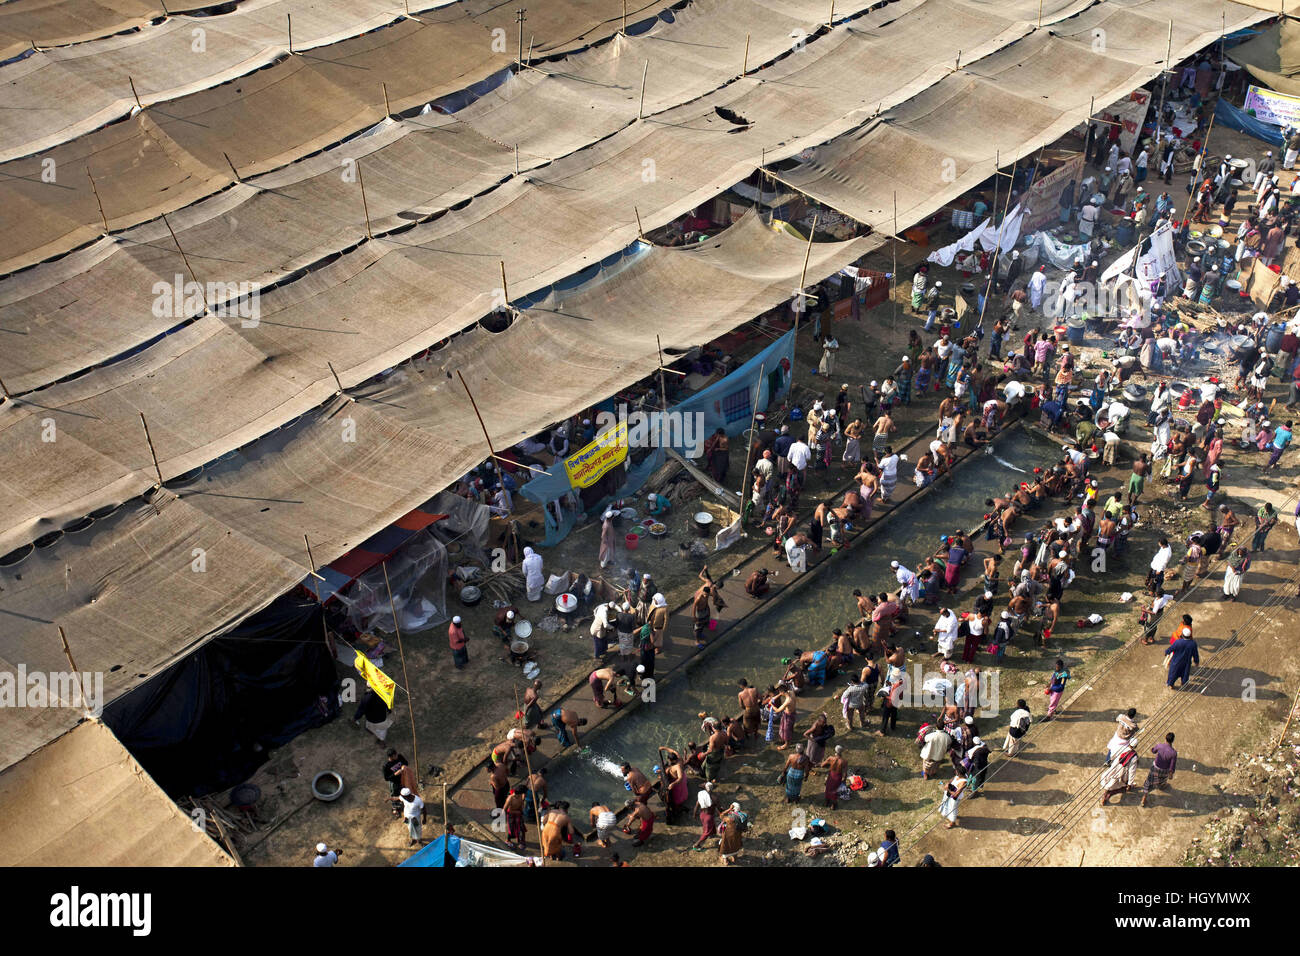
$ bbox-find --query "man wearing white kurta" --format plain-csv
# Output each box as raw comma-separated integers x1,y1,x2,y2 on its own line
1077,201,1098,238
1028,267,1047,311
522,546,545,601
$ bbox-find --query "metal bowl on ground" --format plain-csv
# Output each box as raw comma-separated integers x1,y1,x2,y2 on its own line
620,507,637,522
459,584,482,607
647,522,668,537
230,783,261,811
311,771,344,802
1123,384,1146,403
1209,225,1224,238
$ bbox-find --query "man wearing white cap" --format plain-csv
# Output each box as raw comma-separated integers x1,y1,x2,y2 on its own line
966,736,991,796
1255,151,1275,194
448,615,469,669
924,280,942,331
313,842,340,866
399,788,426,845
892,560,920,605
1028,266,1047,311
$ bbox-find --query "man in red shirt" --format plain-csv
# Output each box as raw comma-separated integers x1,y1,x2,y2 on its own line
449,615,469,669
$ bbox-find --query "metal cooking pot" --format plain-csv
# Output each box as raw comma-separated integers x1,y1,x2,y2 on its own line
693,511,715,537
459,584,482,607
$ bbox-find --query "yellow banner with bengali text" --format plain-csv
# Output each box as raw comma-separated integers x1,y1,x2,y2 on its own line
563,421,629,489
353,650,396,708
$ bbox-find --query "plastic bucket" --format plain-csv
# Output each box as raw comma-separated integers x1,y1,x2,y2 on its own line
1066,322,1085,346
625,533,640,550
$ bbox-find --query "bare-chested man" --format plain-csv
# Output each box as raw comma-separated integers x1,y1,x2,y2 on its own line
691,584,713,647
738,679,761,737
853,588,874,620
703,722,727,782
504,787,528,849
589,666,626,708
549,707,587,748
623,799,655,846
621,762,654,803
589,801,615,847
522,679,544,728
488,759,510,809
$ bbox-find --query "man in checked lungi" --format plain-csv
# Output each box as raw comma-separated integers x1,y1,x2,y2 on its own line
1140,732,1179,808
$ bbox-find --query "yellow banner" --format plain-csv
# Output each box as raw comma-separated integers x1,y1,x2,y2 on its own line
563,421,629,489
353,650,396,708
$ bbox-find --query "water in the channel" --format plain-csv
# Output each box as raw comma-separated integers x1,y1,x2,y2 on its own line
546,428,1062,803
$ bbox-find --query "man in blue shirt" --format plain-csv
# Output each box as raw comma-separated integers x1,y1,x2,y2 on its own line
1164,631,1200,689
1266,420,1293,469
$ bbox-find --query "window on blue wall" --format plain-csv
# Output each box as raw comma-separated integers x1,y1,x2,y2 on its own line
722,386,752,424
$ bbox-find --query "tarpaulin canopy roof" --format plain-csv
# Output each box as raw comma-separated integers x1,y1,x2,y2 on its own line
0,0,677,163
0,719,236,866
779,0,1267,232
0,0,1269,771
0,212,873,771
0,0,1109,397
1228,18,1300,97
0,0,867,277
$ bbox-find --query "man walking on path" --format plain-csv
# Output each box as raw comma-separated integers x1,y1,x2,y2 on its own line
1164,630,1200,689
1141,733,1178,807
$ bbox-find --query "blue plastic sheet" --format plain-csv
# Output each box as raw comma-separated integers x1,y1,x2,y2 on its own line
1215,97,1285,149
519,329,795,544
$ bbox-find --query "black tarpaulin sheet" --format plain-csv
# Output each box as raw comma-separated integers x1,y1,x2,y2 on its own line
103,593,341,796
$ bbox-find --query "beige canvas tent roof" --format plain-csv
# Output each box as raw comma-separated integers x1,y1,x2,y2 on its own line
0,720,236,866
0,0,1270,773
1229,18,1300,97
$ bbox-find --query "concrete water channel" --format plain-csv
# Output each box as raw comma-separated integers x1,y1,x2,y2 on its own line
542,427,1062,806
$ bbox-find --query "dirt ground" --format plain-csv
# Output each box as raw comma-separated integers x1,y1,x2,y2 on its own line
233,116,1298,869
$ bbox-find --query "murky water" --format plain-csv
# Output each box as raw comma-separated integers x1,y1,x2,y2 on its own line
547,429,1062,803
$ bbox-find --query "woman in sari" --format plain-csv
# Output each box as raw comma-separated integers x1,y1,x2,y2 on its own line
718,804,745,864
943,536,967,593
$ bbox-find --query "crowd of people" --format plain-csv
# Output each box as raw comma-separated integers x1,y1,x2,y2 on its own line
360,57,1300,868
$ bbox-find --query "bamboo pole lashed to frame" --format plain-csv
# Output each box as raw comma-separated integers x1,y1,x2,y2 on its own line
383,561,422,792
